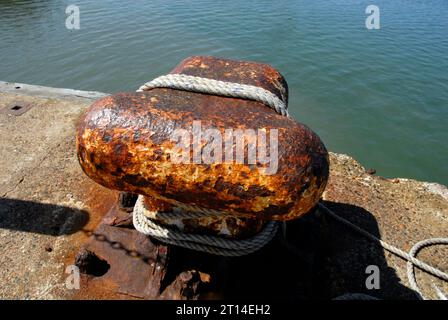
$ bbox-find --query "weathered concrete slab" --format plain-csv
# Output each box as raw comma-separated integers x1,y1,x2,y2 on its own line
0,82,446,299
0,84,115,299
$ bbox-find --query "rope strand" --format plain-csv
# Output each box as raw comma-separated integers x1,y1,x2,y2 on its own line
137,74,289,117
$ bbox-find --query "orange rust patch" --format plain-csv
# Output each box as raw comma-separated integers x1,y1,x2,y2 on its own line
76,56,329,221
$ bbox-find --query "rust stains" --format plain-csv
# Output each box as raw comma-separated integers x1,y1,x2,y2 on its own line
76,56,329,221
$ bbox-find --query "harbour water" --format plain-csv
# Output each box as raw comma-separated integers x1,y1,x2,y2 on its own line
1,0,447,185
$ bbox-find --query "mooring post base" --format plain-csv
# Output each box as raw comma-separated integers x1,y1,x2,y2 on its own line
73,203,212,299
73,201,328,300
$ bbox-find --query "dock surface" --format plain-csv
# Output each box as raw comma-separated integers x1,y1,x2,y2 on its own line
0,81,446,299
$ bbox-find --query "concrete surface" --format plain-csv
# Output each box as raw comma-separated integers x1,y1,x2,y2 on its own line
0,81,446,299
0,81,114,299
322,153,448,299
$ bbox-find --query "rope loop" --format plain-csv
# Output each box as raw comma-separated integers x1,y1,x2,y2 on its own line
137,74,289,117
133,195,278,257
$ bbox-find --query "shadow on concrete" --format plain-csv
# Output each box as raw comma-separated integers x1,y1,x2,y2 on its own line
165,200,419,300
312,201,419,300
0,197,89,235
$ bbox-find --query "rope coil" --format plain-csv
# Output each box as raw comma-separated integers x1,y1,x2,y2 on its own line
133,196,278,257
133,72,447,299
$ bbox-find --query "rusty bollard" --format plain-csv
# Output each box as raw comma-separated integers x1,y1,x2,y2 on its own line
76,56,329,241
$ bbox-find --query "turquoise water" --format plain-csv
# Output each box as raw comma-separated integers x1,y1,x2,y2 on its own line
1,0,447,185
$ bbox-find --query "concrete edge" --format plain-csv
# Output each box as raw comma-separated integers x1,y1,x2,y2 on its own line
0,81,108,101
329,151,448,189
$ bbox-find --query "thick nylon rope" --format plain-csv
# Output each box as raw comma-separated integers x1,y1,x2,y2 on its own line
406,238,448,300
137,74,289,117
134,73,447,299
133,196,278,257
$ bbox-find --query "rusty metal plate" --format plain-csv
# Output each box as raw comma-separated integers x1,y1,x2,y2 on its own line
74,205,169,299
73,204,212,300
0,101,34,116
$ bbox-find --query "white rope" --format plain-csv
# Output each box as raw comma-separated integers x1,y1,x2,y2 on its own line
137,74,289,117
132,72,447,299
318,203,448,300
133,195,278,257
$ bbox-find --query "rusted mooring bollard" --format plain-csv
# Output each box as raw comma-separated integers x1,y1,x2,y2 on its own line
74,56,329,299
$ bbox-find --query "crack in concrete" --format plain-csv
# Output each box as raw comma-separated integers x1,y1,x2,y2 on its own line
1,176,25,198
